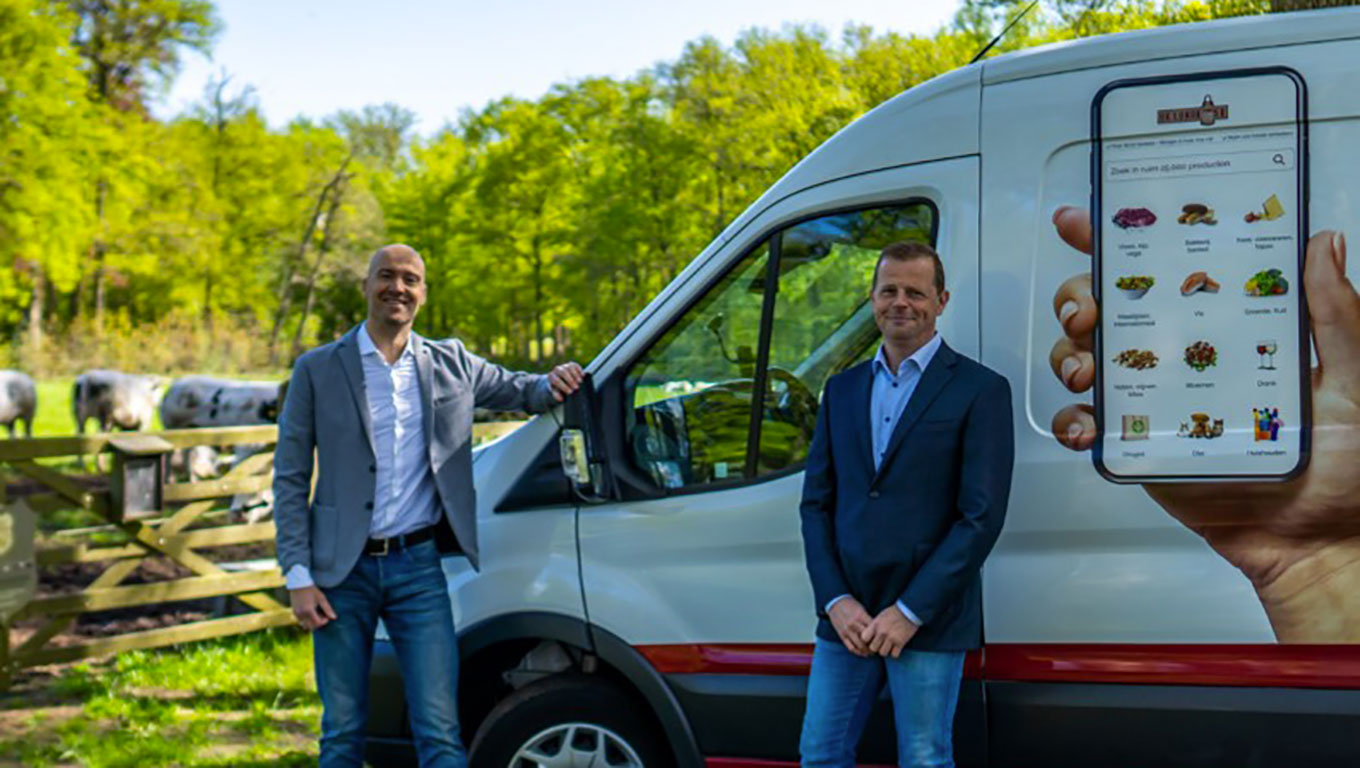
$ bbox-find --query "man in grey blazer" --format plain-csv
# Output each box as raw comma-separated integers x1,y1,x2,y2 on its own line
274,244,583,767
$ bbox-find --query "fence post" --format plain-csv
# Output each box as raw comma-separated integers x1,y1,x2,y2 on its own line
1,491,40,691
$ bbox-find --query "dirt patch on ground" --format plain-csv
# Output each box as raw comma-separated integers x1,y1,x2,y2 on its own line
16,538,280,645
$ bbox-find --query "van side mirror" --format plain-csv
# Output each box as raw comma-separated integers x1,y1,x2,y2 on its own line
560,429,591,486
558,372,610,501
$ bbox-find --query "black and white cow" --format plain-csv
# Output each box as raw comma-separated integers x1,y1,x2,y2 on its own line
72,370,165,434
0,370,36,438
160,376,282,430
160,376,284,523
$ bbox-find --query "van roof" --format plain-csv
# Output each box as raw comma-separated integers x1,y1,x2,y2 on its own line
981,7,1360,85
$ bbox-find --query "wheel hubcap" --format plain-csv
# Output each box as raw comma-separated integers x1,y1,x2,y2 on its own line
510,722,644,768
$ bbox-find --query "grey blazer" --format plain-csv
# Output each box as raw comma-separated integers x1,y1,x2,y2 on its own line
273,325,553,587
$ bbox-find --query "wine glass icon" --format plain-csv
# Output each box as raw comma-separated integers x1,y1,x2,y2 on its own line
1257,340,1278,370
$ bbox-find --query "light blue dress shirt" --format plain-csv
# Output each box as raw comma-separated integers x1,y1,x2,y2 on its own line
825,333,943,627
285,323,441,590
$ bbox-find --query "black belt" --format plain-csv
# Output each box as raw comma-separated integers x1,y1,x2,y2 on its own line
365,524,438,556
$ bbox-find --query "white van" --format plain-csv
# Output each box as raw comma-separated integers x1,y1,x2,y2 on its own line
364,9,1360,767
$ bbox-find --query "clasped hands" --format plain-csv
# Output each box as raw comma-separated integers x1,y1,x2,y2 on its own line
829,596,918,658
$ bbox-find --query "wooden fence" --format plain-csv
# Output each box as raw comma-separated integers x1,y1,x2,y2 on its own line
0,425,289,689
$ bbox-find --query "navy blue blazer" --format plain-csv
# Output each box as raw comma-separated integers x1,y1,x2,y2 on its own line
799,340,1014,651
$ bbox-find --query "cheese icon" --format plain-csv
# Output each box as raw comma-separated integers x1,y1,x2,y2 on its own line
1263,194,1285,221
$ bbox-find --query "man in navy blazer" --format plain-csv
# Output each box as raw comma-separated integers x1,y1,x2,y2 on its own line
798,241,1014,768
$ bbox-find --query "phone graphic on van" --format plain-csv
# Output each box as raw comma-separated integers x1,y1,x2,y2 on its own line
1091,68,1310,482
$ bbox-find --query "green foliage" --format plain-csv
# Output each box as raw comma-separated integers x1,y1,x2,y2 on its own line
1,0,1284,378
0,0,98,328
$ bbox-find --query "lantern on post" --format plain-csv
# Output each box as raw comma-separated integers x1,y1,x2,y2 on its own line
107,435,174,522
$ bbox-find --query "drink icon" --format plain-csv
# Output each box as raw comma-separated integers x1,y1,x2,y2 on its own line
1257,340,1278,370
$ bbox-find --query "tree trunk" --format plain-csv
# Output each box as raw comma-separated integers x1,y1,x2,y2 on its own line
203,272,214,331
92,177,108,332
268,158,349,366
27,266,45,350
532,245,544,363
292,176,346,359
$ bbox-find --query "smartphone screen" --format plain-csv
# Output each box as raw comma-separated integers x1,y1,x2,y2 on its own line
1092,68,1309,482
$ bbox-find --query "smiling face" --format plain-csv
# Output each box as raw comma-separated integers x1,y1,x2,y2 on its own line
872,253,948,352
363,245,427,331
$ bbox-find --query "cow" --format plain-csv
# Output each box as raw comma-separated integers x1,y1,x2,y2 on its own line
159,376,284,523
72,370,165,434
0,370,36,438
160,376,282,430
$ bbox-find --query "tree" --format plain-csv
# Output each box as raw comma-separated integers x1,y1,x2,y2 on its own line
62,0,219,328
0,0,96,349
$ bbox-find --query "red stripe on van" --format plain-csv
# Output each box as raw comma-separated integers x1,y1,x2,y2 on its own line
639,643,1360,688
984,643,1360,689
636,644,983,678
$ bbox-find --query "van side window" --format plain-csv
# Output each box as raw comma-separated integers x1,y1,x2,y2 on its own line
626,244,772,488
757,205,935,474
624,203,935,491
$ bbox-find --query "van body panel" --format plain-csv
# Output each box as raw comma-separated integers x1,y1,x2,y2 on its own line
443,416,586,634
980,33,1360,646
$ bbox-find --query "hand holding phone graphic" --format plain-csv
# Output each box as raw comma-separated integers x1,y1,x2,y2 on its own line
1048,199,1360,641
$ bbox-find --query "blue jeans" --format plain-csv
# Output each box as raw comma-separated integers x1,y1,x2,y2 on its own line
313,538,467,768
799,637,965,768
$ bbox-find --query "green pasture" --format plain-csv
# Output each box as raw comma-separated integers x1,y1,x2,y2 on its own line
0,628,321,767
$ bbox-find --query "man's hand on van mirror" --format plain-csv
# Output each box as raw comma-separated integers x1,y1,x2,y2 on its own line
1049,205,1360,642
828,597,873,656
548,362,585,402
861,607,918,659
290,586,337,631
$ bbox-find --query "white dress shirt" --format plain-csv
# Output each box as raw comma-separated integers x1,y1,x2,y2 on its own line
285,323,441,590
825,334,943,628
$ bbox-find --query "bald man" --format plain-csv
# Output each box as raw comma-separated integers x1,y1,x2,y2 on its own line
274,244,584,767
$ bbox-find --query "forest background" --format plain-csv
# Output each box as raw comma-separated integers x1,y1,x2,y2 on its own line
0,0,1283,378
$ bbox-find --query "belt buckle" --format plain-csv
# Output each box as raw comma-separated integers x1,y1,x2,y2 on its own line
373,537,390,557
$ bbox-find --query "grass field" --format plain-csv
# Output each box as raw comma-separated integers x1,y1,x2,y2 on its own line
0,629,322,767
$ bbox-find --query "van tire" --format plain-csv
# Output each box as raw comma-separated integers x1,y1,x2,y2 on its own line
468,674,670,768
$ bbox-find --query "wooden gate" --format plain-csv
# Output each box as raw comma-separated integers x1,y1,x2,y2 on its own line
0,425,290,688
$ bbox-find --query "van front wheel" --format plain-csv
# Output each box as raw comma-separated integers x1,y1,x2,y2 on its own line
468,674,669,768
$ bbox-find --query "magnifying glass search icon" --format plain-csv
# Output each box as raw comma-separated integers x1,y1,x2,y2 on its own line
1272,153,1286,166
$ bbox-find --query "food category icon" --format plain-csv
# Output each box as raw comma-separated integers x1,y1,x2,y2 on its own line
1245,194,1285,223
1116,275,1155,299
1178,203,1216,225
1122,414,1150,441
1184,340,1218,372
1245,268,1289,297
1113,349,1159,370
1113,207,1157,229
1177,412,1224,439
1253,406,1283,442
1256,340,1278,370
1180,271,1221,296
